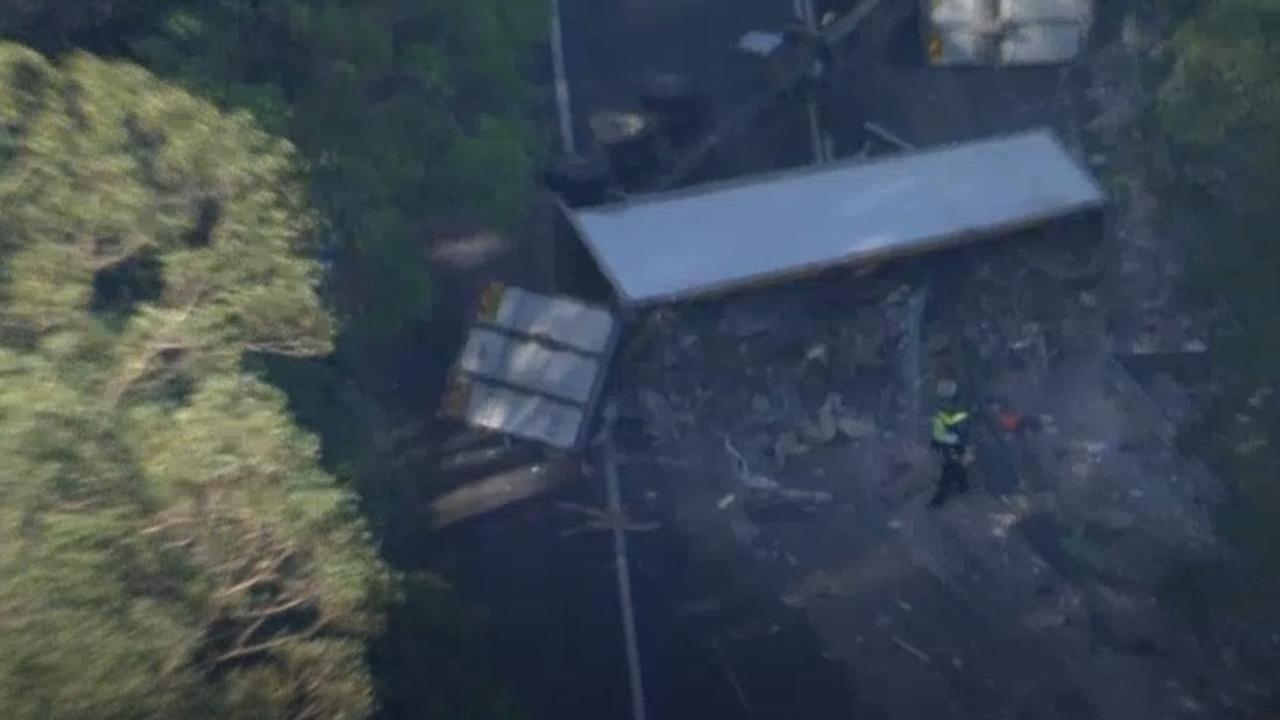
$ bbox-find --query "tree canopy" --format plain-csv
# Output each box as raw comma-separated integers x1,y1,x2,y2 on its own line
0,43,390,718
127,0,547,346
1158,0,1280,606
3,0,548,351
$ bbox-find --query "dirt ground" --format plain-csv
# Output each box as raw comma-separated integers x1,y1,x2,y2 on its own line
553,0,1276,718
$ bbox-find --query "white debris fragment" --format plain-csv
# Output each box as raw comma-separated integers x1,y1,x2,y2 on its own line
737,30,784,57
1080,440,1109,457
990,512,1020,538
718,493,738,510
891,635,932,664
837,416,877,440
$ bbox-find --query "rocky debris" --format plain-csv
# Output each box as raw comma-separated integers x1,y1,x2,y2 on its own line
742,473,834,515
878,440,934,505
725,439,834,517
773,431,808,463
718,303,778,338
766,392,876,462
636,387,684,441
1084,583,1180,659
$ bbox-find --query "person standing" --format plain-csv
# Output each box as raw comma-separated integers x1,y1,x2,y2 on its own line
929,407,971,507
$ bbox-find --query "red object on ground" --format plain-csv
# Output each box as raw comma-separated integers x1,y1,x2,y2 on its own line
998,410,1024,433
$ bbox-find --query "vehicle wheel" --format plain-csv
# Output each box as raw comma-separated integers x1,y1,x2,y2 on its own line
640,73,709,148
543,152,612,207
590,110,663,191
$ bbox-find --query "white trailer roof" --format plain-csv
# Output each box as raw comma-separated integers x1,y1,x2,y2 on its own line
442,285,619,450
926,0,1092,65
570,129,1104,307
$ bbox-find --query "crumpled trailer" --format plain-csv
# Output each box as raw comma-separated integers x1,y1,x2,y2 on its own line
564,128,1105,308
922,0,1093,66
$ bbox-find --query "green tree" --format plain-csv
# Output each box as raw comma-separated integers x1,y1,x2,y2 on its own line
2,0,549,356
123,0,548,352
0,43,390,718
1158,0,1280,611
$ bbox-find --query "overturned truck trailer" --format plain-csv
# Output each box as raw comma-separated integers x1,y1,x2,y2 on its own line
434,128,1103,527
446,129,1104,447
563,128,1105,307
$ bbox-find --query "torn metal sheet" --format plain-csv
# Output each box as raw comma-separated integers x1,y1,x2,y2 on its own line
443,285,620,450
458,328,601,404
923,0,1092,66
487,286,614,354
569,129,1105,307
448,380,585,449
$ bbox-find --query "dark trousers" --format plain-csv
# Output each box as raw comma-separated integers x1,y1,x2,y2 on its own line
929,446,969,507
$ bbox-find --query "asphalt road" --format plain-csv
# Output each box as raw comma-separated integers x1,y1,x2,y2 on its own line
555,0,1082,183
557,0,813,179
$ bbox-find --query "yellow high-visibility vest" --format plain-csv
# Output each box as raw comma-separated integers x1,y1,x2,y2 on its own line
932,411,969,445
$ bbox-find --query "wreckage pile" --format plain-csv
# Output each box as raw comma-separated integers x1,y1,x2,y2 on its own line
621,235,1218,558
610,235,1236,715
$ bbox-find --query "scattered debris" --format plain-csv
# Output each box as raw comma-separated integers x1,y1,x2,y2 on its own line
726,438,834,515
891,635,932,664
805,343,830,364
718,493,738,510
774,431,810,462
837,415,876,440
638,388,681,440
863,120,916,151
709,637,753,711
792,393,876,447
736,30,785,57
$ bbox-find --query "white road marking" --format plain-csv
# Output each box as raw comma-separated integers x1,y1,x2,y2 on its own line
550,0,576,154
602,432,648,720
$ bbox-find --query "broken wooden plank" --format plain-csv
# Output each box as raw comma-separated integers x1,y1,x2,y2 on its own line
429,459,577,530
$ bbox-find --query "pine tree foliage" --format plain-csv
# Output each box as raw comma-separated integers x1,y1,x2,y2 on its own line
0,43,390,719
